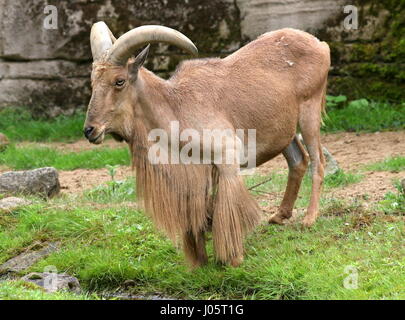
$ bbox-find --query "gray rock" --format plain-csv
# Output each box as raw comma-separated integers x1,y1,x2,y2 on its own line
322,146,340,176
0,242,59,274
0,0,401,112
0,196,30,213
236,0,348,40
0,0,240,112
21,272,80,293
296,134,340,176
0,132,9,151
0,167,60,198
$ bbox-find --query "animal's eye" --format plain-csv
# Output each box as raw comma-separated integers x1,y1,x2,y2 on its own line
115,79,125,87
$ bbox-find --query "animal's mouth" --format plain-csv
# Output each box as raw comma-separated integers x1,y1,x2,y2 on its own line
88,131,105,144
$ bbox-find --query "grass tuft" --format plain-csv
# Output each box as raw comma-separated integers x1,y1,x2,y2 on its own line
365,156,405,172
84,178,136,203
0,145,130,170
377,180,405,215
0,108,85,142
323,169,363,189
323,98,405,132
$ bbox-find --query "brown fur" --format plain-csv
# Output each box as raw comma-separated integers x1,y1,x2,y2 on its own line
84,28,331,267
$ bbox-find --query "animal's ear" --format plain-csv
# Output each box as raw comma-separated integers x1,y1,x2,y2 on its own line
129,44,150,79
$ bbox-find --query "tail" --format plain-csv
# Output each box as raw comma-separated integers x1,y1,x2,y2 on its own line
212,171,261,264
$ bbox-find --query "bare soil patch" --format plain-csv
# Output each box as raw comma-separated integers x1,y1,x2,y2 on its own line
6,132,405,201
59,167,133,194
256,131,404,205
257,131,405,173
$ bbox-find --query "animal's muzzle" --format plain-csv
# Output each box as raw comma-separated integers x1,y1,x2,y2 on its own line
84,126,95,140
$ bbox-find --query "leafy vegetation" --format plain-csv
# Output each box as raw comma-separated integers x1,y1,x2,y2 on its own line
0,194,403,300
323,169,364,189
0,280,93,300
0,99,403,300
0,96,402,146
365,156,405,172
0,145,130,170
84,178,135,204
377,180,405,215
0,108,85,142
323,97,405,132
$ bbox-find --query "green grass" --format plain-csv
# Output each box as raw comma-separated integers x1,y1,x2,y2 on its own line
0,97,403,144
0,196,403,300
245,169,363,208
0,145,130,170
0,169,403,300
0,108,85,142
0,103,403,300
365,156,405,172
323,97,405,132
83,178,136,204
0,280,93,300
376,180,405,215
323,169,364,189
245,169,363,194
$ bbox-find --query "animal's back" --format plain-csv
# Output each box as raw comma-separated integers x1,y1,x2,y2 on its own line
171,28,330,106
224,28,330,96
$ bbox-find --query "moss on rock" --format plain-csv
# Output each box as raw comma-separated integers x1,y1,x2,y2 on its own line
321,0,404,101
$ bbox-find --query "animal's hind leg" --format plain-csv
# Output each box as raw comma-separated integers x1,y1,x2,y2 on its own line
182,230,208,269
269,136,308,225
299,98,325,227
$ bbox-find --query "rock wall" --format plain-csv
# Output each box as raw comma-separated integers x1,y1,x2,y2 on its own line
0,0,403,116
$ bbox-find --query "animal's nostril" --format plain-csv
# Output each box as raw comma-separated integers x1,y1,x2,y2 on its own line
84,126,94,139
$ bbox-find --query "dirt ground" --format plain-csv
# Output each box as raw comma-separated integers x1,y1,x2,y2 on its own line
13,132,405,202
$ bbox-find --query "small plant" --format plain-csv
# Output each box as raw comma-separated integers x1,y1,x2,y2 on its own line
377,180,405,215
365,156,405,172
106,164,120,192
323,169,363,189
321,198,365,216
326,95,347,109
106,164,120,181
84,178,135,203
323,98,405,132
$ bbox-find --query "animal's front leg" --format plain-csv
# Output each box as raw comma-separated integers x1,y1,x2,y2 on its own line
182,230,208,269
211,164,261,266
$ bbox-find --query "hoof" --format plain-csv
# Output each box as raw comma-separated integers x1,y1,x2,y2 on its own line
302,216,316,228
268,214,287,225
230,255,243,267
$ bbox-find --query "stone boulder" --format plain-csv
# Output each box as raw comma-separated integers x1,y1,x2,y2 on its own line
0,242,59,275
297,134,340,176
21,272,81,293
0,196,30,213
0,0,241,112
236,0,348,40
1,0,403,112
0,167,60,198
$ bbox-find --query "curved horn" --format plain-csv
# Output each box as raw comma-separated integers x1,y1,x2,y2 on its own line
107,25,198,65
90,21,116,60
